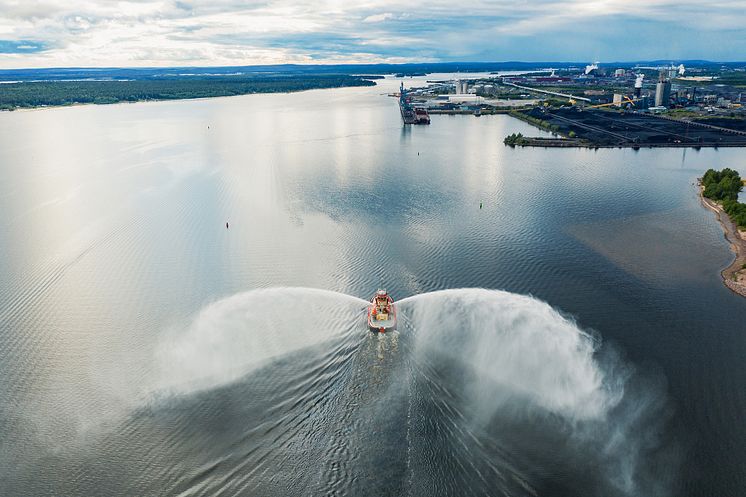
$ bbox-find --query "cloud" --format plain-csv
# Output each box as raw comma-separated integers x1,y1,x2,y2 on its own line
362,12,396,23
0,0,743,67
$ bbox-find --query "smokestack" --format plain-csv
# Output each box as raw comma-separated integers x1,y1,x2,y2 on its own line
634,74,644,98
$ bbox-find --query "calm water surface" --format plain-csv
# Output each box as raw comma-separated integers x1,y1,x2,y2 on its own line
1,76,745,496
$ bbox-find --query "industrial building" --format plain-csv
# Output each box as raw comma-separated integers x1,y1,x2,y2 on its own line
655,73,672,107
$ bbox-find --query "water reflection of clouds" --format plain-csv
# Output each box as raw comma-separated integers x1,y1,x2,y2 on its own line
289,174,456,224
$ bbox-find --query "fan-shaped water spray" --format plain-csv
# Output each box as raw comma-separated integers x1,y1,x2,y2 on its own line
145,287,675,496
5,287,675,496
398,289,675,497
155,287,367,394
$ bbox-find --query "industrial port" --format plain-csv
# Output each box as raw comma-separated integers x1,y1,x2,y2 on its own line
398,62,746,147
398,82,430,124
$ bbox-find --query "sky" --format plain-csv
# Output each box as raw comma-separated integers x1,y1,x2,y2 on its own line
0,0,745,68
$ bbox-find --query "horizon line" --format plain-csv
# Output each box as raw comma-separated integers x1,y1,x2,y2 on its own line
2,59,746,73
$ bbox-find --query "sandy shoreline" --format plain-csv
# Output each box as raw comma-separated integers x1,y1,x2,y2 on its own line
699,181,746,298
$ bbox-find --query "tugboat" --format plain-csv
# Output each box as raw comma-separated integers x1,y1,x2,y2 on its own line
367,289,397,333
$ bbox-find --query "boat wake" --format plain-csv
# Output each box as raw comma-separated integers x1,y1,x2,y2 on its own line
6,287,678,496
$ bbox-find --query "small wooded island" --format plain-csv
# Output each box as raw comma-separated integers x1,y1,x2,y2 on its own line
700,168,746,297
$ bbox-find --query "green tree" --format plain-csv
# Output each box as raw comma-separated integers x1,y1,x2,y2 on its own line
703,168,742,201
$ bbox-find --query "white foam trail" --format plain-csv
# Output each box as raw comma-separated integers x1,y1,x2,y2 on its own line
155,287,366,394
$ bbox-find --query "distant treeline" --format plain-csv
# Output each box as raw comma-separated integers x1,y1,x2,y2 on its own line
0,75,375,110
2,61,743,83
682,73,746,89
715,73,746,88
703,168,746,227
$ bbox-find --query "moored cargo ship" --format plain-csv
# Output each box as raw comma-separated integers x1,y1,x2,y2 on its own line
399,82,430,125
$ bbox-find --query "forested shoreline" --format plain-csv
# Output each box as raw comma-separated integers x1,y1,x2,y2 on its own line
0,75,375,111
